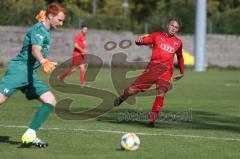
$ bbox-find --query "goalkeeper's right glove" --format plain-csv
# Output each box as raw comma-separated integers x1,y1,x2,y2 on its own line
41,59,57,73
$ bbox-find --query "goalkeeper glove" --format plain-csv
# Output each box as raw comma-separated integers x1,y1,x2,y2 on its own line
41,59,57,73
36,10,46,22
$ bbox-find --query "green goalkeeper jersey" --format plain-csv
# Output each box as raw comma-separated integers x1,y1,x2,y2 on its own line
10,22,51,71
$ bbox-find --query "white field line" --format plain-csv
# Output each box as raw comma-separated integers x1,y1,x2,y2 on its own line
0,124,240,142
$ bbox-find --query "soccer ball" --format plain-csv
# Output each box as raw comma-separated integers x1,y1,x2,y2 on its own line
120,133,140,151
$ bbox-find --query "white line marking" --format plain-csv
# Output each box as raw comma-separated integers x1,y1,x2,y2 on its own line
0,124,240,142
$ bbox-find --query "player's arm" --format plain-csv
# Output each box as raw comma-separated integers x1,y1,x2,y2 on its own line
74,42,85,53
74,34,86,53
32,45,45,63
173,43,184,81
31,30,57,73
135,34,154,46
31,45,57,73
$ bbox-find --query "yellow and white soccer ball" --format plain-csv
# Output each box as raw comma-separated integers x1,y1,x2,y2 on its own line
120,133,140,151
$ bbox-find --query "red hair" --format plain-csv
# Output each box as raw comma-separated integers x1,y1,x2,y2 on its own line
46,2,67,16
36,2,67,22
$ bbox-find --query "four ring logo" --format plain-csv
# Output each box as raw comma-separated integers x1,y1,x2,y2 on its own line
160,44,175,53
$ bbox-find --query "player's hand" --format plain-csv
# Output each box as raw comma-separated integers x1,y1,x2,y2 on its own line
83,50,87,54
135,36,144,45
135,34,150,45
41,59,57,73
173,74,184,82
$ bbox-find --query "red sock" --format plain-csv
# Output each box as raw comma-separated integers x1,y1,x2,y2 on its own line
60,69,74,80
80,69,85,85
149,96,164,123
123,85,140,98
122,88,133,100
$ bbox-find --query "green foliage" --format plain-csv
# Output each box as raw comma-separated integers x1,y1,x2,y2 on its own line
146,0,196,34
0,0,46,26
144,0,240,34
0,0,239,34
211,7,240,34
63,2,91,27
80,15,131,31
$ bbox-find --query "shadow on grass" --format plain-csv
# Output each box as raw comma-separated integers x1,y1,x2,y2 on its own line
0,136,22,146
0,136,38,148
96,108,240,133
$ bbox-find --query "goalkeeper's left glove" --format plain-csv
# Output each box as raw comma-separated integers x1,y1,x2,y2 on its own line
36,10,46,22
41,59,57,73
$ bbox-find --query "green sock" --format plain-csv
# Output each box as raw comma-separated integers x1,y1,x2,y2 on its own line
29,103,54,131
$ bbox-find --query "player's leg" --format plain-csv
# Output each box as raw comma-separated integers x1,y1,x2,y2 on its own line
148,75,172,127
22,91,56,147
0,66,24,104
28,91,56,131
80,64,86,86
0,93,8,104
78,54,85,86
59,67,77,81
114,63,165,106
114,70,151,106
21,76,56,147
114,77,153,106
148,94,165,127
59,54,80,81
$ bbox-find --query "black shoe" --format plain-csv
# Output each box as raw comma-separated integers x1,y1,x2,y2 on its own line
114,95,125,107
32,138,48,148
147,122,155,128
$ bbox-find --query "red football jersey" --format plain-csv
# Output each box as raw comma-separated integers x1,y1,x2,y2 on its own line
73,32,86,54
138,32,184,74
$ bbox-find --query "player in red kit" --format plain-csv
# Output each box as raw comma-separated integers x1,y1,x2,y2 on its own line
114,17,184,127
59,24,88,86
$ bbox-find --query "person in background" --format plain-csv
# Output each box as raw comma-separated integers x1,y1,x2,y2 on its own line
59,24,88,87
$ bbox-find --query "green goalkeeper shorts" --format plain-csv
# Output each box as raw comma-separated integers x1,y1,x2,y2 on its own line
0,62,48,100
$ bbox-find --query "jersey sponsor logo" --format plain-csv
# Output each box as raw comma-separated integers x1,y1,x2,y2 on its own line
3,88,9,94
160,44,175,53
36,34,44,40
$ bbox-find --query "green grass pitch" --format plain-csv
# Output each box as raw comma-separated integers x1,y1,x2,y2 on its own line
0,67,239,159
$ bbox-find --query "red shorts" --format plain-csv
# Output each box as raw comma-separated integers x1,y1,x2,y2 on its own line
129,63,173,93
72,52,85,67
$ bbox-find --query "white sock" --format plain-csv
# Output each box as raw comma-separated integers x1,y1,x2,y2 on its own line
25,128,36,135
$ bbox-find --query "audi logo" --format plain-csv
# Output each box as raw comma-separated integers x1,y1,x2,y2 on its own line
160,44,175,53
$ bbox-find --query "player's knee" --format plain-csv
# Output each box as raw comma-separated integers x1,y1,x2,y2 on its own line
157,92,165,96
72,67,77,71
156,89,166,96
0,94,8,105
40,92,57,106
46,97,56,107
128,87,139,95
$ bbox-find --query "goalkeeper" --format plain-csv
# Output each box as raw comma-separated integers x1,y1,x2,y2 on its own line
0,2,67,147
